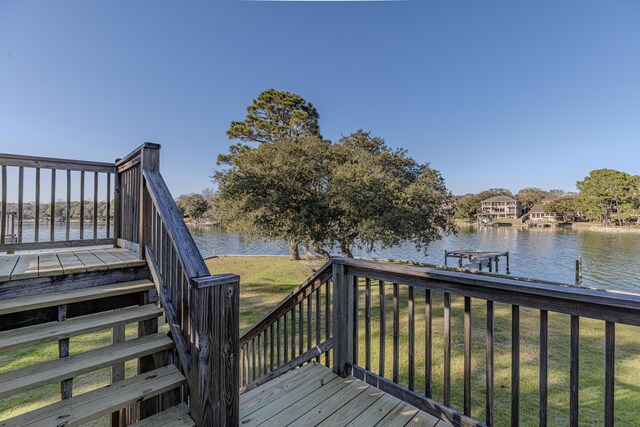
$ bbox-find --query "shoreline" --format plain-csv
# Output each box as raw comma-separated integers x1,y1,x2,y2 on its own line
455,220,640,233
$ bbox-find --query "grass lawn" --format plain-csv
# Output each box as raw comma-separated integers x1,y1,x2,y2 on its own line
2,255,639,426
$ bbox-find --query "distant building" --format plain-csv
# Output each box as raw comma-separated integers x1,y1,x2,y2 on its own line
479,196,522,220
527,203,557,224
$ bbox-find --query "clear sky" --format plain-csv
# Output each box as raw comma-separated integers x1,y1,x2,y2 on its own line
1,1,639,197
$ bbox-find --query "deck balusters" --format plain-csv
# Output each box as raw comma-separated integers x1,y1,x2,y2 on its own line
487,300,495,426
393,282,399,383
444,292,451,407
464,296,471,416
511,305,520,426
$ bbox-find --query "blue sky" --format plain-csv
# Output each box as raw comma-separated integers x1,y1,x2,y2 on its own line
1,1,639,198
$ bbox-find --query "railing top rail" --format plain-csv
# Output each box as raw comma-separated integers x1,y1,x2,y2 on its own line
115,142,161,167
335,257,640,322
240,260,333,346
0,152,115,173
142,169,209,280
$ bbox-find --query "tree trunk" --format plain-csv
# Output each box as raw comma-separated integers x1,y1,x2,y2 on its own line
340,242,353,258
302,243,313,261
289,241,300,261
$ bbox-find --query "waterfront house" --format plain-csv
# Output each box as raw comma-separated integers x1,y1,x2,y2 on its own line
527,202,558,224
479,196,522,220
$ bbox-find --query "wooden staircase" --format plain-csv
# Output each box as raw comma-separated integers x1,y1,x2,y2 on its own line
0,274,194,427
0,144,240,426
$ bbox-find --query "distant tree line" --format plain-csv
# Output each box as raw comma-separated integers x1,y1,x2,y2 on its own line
1,200,113,222
453,169,640,226
213,89,455,260
175,189,219,224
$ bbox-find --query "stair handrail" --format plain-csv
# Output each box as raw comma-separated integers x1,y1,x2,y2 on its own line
115,143,239,426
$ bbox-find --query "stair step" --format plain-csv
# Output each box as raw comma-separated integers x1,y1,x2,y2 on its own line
129,403,195,426
0,279,154,316
0,304,162,353
0,332,173,399
0,364,186,427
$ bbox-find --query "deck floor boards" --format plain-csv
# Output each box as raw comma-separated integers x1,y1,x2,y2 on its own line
240,364,450,427
0,247,143,281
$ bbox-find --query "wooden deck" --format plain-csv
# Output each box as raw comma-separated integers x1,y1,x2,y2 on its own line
240,363,450,427
0,247,144,281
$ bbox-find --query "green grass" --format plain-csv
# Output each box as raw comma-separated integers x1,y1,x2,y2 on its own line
2,256,639,426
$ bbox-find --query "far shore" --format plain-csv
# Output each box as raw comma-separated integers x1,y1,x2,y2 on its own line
454,219,640,233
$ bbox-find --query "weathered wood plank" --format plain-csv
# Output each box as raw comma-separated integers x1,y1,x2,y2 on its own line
240,369,349,427
107,247,145,267
74,250,109,271
57,252,87,275
240,363,330,419
38,252,64,276
143,170,209,279
0,365,184,427
317,383,386,426
344,393,402,426
348,364,484,427
0,255,19,282
0,279,153,315
277,377,369,426
0,238,114,253
0,152,115,173
90,249,130,269
376,402,420,427
128,403,194,427
0,333,173,399
10,253,39,280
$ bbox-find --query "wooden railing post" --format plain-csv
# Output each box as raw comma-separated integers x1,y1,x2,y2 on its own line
332,261,353,377
191,274,240,427
139,143,160,260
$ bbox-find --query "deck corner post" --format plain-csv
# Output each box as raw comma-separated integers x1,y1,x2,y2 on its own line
191,275,240,426
332,261,353,377
138,144,160,259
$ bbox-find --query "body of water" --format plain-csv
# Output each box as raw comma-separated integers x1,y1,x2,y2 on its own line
188,225,640,292
11,222,640,292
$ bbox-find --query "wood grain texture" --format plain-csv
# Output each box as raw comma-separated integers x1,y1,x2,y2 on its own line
0,365,185,427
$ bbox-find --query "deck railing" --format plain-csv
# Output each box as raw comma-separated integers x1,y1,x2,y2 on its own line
123,143,240,426
239,261,334,392
0,153,116,251
241,257,640,427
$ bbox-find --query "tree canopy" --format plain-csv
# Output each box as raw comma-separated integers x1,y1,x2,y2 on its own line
213,130,454,258
226,88,321,144
576,169,640,225
177,193,210,222
515,187,547,212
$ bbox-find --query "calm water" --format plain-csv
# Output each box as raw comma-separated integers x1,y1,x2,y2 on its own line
12,222,640,291
188,225,640,292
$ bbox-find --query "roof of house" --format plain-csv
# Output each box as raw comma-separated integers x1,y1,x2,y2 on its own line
529,203,545,213
482,196,517,203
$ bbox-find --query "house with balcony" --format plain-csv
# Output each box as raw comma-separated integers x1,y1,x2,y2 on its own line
479,196,522,220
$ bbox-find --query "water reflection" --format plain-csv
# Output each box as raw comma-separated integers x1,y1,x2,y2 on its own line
188,225,640,292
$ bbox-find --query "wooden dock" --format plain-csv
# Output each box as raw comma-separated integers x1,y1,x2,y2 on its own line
444,249,510,273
